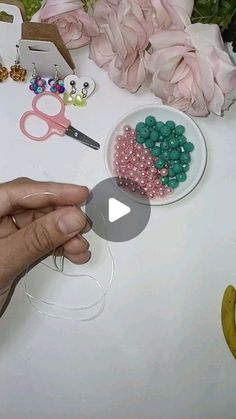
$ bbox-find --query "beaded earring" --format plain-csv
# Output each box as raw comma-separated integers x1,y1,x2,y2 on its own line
9,45,27,82
29,63,47,94
63,80,88,107
0,62,8,82
48,65,65,94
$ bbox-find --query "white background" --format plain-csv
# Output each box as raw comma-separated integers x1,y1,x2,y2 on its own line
1,7,236,418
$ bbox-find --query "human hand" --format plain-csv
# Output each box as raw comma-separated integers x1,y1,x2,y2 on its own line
0,178,90,314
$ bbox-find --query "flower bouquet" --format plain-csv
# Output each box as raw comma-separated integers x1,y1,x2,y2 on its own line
20,0,236,117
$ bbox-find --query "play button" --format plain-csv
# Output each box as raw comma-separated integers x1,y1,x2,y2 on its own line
85,177,151,242
109,198,131,222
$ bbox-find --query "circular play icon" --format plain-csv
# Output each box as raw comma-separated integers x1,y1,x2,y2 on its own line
85,177,151,242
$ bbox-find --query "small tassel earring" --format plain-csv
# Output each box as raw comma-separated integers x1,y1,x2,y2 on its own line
48,65,65,94
10,45,27,82
29,63,46,94
0,62,8,82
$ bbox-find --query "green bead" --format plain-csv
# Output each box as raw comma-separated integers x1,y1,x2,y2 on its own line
169,150,181,160
155,159,165,170
145,139,155,149
158,135,164,142
175,125,185,136
168,168,175,177
160,151,170,161
160,126,171,138
168,178,179,189
176,173,187,182
140,127,150,139
150,130,159,142
178,135,187,146
156,121,165,131
160,141,169,151
151,146,161,157
169,138,179,149
182,163,190,172
172,163,183,174
136,122,145,132
161,176,169,185
166,120,175,130
183,142,194,152
136,133,145,144
145,115,156,127
180,152,191,164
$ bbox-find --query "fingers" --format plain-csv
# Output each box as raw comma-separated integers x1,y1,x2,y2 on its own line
0,178,89,216
63,236,90,254
0,206,88,286
58,236,91,265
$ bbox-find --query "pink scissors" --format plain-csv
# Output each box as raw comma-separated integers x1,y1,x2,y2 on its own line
20,92,100,150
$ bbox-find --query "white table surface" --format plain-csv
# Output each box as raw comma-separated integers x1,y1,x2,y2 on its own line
0,45,236,419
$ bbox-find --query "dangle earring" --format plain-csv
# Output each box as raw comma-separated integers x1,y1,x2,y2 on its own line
48,64,65,94
76,81,89,107
0,62,8,82
10,45,27,82
63,79,77,105
29,63,46,94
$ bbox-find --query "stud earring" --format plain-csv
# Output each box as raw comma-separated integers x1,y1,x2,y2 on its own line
48,65,65,94
10,45,27,82
0,62,8,82
29,63,46,94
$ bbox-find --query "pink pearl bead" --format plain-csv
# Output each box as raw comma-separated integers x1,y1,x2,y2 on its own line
158,191,165,197
131,130,136,137
123,125,132,133
147,182,153,190
166,187,173,194
155,179,161,186
160,168,168,177
116,135,123,142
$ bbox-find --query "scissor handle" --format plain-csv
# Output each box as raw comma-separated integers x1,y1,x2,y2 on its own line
20,92,70,142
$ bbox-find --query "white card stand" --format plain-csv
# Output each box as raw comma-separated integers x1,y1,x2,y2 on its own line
0,3,22,67
19,39,74,78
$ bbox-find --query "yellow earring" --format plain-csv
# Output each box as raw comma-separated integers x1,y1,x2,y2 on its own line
0,63,8,82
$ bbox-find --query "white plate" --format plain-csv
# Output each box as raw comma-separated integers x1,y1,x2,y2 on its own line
105,105,207,206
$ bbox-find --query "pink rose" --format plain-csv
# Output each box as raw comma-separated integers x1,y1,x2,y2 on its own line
32,0,98,49
145,24,236,116
135,0,194,31
90,0,152,92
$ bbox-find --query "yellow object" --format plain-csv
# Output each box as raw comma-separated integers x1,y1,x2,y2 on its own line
221,285,236,359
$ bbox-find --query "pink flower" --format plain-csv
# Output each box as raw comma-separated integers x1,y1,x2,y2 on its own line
145,24,236,116
90,0,152,92
135,0,194,30
32,0,98,49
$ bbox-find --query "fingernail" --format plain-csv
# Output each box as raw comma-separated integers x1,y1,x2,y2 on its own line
58,212,84,235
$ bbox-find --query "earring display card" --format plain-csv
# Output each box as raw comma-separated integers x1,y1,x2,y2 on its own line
20,22,75,78
0,1,23,66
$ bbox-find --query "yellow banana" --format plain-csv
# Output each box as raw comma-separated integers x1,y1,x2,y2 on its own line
221,285,236,359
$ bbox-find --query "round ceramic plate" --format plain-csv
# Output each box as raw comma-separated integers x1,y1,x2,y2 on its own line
105,105,207,206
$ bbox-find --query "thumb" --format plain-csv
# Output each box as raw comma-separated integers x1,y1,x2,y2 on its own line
0,206,87,284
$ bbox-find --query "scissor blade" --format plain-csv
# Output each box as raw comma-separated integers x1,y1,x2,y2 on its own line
65,125,100,150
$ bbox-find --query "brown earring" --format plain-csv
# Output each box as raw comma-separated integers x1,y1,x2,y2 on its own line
0,62,8,82
10,45,27,82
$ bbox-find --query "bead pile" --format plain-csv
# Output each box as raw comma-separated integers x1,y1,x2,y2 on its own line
48,78,65,94
113,115,194,200
29,76,47,94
